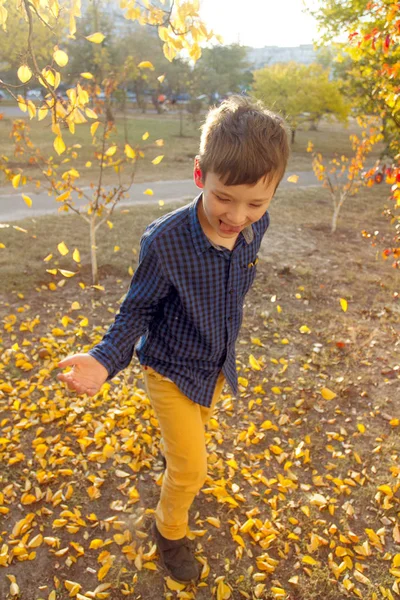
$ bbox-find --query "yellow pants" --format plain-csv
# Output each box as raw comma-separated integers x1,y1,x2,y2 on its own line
142,366,226,540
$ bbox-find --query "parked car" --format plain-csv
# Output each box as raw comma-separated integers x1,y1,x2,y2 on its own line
26,89,42,100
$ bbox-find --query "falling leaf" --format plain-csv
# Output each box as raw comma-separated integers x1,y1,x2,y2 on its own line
152,155,164,165
142,131,149,141
81,72,94,79
138,61,154,70
287,174,299,183
157,74,165,83
143,189,153,195
86,32,105,44
340,298,348,312
72,248,81,263
22,194,32,207
158,200,165,207
12,174,21,189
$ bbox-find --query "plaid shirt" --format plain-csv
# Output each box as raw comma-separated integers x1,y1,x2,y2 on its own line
89,193,270,407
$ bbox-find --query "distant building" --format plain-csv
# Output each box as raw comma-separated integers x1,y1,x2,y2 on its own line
246,44,317,69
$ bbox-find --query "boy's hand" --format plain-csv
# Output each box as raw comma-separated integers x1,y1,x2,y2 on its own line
57,353,108,396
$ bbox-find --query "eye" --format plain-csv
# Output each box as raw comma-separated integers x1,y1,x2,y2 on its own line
250,204,263,208
216,195,230,202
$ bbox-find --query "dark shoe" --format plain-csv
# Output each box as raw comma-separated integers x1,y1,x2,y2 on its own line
152,522,200,584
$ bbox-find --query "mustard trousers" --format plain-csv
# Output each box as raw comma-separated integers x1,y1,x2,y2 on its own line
142,366,226,540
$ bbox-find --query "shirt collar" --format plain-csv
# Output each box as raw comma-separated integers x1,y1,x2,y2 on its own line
189,193,254,255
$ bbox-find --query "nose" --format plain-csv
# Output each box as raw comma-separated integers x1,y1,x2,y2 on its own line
225,210,247,227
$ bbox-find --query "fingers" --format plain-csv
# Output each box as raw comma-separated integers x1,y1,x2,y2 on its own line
57,373,100,396
58,355,80,368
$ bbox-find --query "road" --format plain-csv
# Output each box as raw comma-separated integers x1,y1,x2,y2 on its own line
0,173,319,222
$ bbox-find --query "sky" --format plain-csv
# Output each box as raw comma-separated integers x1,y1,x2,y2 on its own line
199,0,321,48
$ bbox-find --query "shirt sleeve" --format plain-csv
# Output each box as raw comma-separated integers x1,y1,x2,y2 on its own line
88,239,171,379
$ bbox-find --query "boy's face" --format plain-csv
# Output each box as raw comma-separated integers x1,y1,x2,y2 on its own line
194,164,278,240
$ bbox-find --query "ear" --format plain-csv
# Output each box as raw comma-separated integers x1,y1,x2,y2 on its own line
193,156,204,189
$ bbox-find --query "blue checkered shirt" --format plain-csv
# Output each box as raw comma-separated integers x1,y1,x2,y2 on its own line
89,193,270,407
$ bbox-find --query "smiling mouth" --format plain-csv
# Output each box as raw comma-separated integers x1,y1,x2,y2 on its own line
219,220,244,233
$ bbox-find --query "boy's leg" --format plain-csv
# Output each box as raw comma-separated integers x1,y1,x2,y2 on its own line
143,367,225,540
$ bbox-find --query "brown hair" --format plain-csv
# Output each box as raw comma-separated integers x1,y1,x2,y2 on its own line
198,95,290,187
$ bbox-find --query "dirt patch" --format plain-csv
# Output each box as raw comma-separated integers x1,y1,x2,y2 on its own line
0,184,399,599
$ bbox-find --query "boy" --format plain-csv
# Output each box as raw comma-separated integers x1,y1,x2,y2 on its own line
58,95,290,584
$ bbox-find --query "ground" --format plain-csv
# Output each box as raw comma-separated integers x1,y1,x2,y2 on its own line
0,120,399,600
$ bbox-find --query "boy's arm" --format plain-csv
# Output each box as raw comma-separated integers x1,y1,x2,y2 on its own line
88,240,171,379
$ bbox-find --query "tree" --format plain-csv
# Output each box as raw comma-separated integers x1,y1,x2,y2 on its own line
308,118,383,232
310,0,400,265
251,62,350,143
0,0,215,283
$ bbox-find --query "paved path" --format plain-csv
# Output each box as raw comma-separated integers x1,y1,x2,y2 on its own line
0,172,319,222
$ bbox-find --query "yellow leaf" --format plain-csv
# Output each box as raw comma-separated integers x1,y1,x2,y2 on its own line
80,317,89,327
302,555,319,566
357,423,366,434
142,131,149,141
340,298,348,312
0,243,5,249
124,144,136,159
46,269,57,275
54,135,66,156
165,577,186,591
10,582,20,596
89,539,104,549
143,189,153,195
12,174,21,188
287,174,299,183
22,194,32,207
17,64,32,83
85,107,98,119
59,269,76,278
206,517,221,528
98,562,112,581
86,161,92,167
80,72,94,79
72,248,81,263
299,325,311,334
157,74,166,83
57,241,69,256
38,107,48,121
86,32,105,44
152,155,164,165
128,266,134,276
158,200,165,206
107,221,113,229
114,246,120,252
321,387,337,400
138,61,154,70
249,354,261,370
71,301,81,310
91,121,100,137
53,49,69,67
105,145,117,157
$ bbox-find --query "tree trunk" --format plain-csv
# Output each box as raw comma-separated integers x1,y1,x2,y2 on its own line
179,106,184,137
291,128,296,144
331,205,340,233
90,216,99,285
